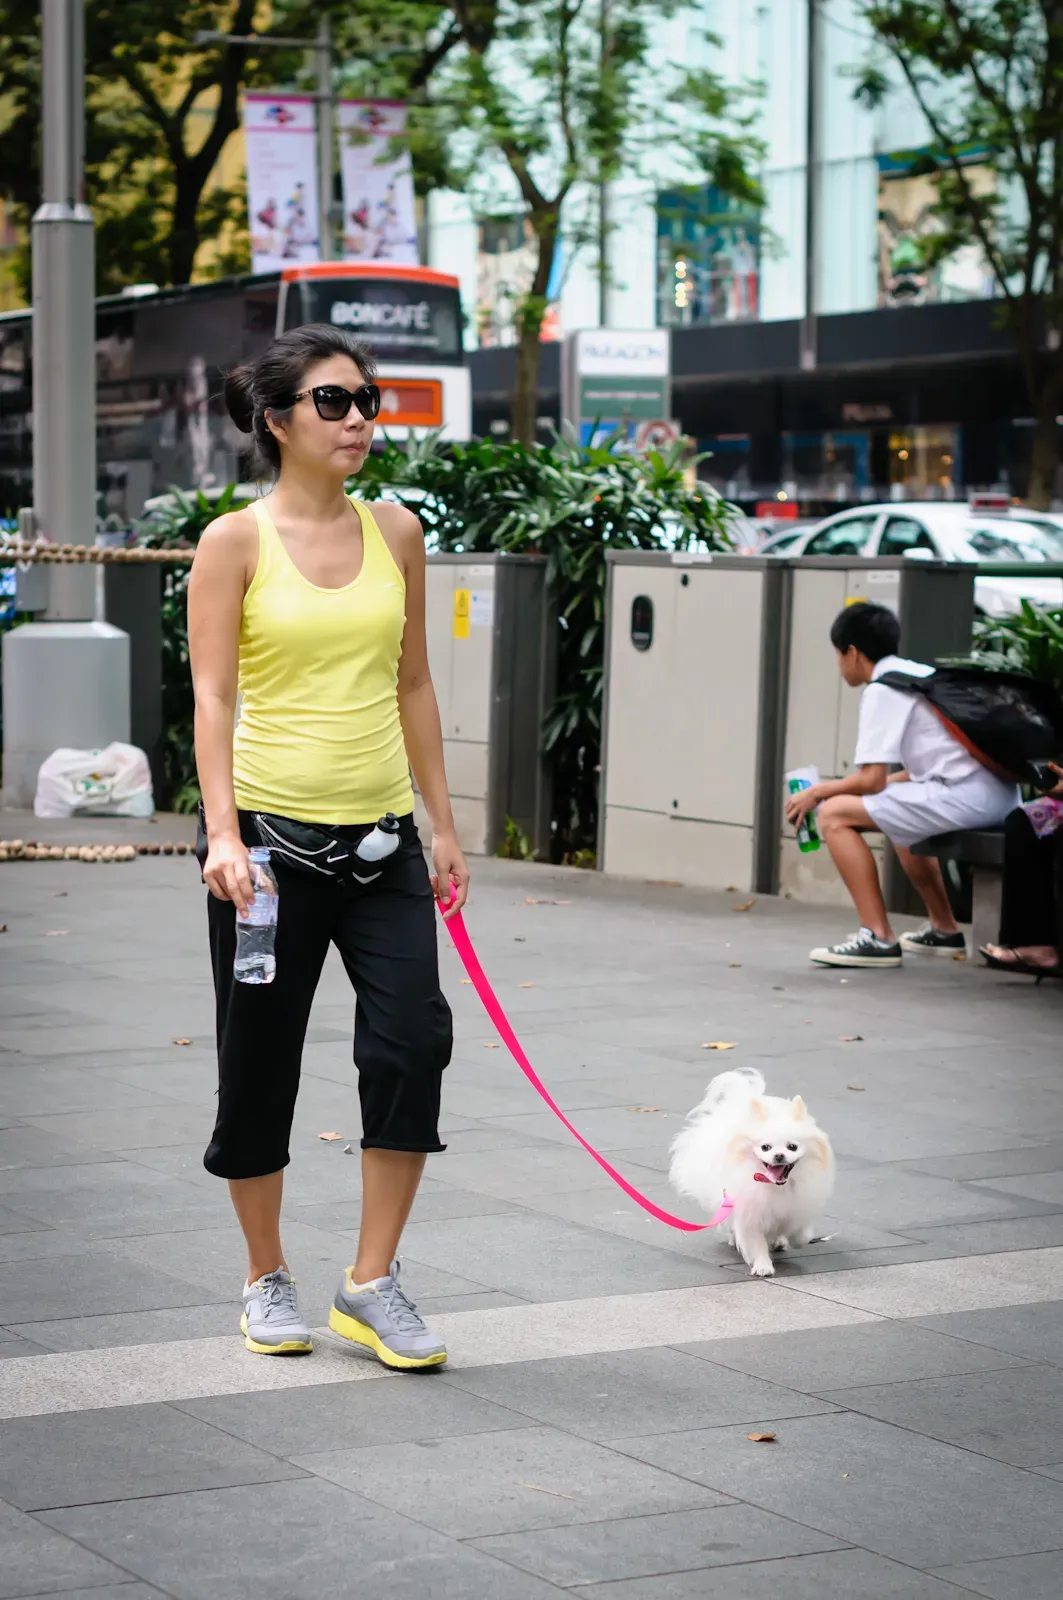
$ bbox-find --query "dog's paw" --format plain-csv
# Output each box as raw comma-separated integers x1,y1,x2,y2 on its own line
749,1257,775,1277
772,1236,791,1253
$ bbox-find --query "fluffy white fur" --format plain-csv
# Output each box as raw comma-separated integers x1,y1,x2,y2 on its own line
669,1067,834,1277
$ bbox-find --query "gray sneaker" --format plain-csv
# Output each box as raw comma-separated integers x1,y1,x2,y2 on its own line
329,1258,447,1370
900,923,967,958
810,927,903,968
240,1268,312,1355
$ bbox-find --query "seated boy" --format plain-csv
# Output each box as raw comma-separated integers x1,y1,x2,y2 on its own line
785,602,1019,968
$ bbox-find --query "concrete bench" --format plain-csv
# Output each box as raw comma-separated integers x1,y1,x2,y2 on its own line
913,827,1005,951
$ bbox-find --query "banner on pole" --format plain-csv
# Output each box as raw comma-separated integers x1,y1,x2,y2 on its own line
243,91,320,272
337,101,418,265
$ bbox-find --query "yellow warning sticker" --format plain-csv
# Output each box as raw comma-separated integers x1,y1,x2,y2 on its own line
453,588,471,639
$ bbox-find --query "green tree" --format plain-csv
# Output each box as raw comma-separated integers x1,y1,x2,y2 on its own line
0,1,468,294
423,2,760,445
855,1,1063,508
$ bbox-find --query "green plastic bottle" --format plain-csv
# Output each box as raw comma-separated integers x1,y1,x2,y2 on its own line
786,769,821,854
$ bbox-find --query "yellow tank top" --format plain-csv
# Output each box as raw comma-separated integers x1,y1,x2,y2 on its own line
231,498,415,824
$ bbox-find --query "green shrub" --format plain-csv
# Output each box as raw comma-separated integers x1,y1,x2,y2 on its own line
971,601,1063,697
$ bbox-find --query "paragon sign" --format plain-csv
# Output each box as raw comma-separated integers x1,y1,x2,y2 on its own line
562,329,671,446
330,299,432,332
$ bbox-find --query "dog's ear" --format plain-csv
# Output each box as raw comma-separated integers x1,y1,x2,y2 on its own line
749,1098,768,1123
791,1095,807,1120
726,1134,749,1164
807,1135,832,1169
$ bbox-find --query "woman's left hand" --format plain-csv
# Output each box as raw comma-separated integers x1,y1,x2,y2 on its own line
431,829,470,918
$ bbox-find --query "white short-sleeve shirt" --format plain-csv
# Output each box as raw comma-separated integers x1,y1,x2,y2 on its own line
853,654,983,784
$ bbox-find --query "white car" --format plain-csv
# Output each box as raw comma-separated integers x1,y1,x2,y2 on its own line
761,499,1063,617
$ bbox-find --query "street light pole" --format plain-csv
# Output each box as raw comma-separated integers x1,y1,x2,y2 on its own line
316,17,335,260
32,0,96,543
799,0,820,372
597,0,611,329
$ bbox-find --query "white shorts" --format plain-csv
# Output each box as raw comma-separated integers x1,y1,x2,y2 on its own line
863,772,1020,849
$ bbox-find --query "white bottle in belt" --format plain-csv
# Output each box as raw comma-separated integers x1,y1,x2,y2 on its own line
234,846,279,984
355,812,402,863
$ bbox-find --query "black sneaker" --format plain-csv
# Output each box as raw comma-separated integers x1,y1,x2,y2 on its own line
899,924,967,959
810,928,903,968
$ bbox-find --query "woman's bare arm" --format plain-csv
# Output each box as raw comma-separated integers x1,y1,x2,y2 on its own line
187,510,256,912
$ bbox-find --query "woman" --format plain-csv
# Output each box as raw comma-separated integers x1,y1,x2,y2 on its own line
188,324,468,1370
981,765,1063,980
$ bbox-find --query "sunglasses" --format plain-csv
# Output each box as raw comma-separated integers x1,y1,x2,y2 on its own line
292,383,381,422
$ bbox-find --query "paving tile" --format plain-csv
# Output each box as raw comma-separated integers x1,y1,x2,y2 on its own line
613,1411,1063,1568
0,1253,211,1323
902,1215,1063,1255
905,1144,1063,1181
677,1319,1030,1393
974,1170,1063,1206
934,1551,1063,1598
5,1301,238,1353
24,1103,214,1152
574,1549,987,1599
41,1477,567,1599
6,1588,170,1600
290,1188,520,1230
0,1402,306,1510
0,1204,50,1237
778,1246,1063,1317
0,1065,178,1119
294,1424,724,1538
0,1497,131,1599
472,1504,844,1585
824,1364,1063,1466
178,1374,527,1454
0,1125,118,1171
828,1164,1048,1231
442,1346,836,1442
396,1211,736,1302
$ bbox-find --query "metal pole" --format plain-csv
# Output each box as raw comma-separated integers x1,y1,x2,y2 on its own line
32,0,96,544
316,16,334,260
799,0,819,371
597,0,611,327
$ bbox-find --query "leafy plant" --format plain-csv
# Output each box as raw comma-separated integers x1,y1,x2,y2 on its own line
971,601,1063,697
497,816,536,860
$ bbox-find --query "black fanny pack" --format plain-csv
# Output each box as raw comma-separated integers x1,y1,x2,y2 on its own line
196,806,404,883
253,812,402,882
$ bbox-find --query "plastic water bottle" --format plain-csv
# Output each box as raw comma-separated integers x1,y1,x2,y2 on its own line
785,765,821,854
234,846,278,984
355,813,402,864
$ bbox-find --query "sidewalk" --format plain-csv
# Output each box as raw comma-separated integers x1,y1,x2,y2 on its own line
1,844,1061,1598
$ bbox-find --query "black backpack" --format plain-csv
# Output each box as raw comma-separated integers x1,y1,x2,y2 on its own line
878,665,1063,791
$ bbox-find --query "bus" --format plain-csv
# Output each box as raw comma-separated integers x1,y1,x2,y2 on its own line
0,262,469,521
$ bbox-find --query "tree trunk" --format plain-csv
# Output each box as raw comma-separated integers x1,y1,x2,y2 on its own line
1027,364,1063,510
510,220,557,447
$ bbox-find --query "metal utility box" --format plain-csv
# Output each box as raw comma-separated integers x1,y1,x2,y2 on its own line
780,556,974,905
600,553,788,891
599,551,974,897
421,552,555,857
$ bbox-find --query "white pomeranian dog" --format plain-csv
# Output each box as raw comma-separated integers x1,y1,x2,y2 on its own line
669,1066,834,1277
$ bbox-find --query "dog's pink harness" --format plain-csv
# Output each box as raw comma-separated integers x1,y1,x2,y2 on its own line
439,895,735,1233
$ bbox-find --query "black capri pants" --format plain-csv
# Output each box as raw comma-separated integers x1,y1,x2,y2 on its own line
203,812,452,1180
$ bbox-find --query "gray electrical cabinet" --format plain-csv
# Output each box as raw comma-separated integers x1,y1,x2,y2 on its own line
600,551,974,897
421,552,555,858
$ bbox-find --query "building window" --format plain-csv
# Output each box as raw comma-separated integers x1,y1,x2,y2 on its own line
656,186,760,328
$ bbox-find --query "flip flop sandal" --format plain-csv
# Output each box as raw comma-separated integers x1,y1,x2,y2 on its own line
978,946,1063,983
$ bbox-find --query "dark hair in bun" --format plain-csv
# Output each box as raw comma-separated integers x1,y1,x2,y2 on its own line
223,324,377,475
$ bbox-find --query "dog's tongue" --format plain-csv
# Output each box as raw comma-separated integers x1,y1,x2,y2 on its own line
764,1164,789,1184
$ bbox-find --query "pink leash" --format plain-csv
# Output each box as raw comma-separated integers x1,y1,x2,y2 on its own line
439,898,734,1233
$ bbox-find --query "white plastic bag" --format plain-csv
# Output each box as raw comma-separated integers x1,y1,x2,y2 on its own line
34,742,154,819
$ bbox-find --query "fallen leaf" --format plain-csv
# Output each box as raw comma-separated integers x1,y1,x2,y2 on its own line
484,1042,501,1049
343,1144,353,1154
51,890,68,897
172,1037,192,1046
318,1131,345,1141
747,1432,776,1444
701,1041,737,1051
514,936,526,942
0,924,7,933
847,1084,866,1092
728,962,742,968
838,1034,864,1043
725,885,739,892
552,899,571,905
952,951,967,962
524,897,541,904
772,985,785,991
45,929,69,937
518,981,535,989
731,899,756,912
460,978,473,984
629,1106,662,1113
645,879,681,887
